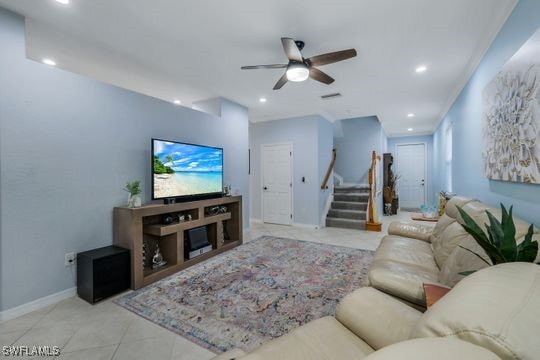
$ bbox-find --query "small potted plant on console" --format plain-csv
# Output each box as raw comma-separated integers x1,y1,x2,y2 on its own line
124,180,142,208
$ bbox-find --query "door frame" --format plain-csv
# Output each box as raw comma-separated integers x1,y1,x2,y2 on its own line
395,142,427,207
260,142,294,225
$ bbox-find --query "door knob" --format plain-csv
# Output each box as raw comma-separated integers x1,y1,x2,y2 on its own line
263,186,268,190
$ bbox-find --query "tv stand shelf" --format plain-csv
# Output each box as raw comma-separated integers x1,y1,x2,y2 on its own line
143,212,232,237
114,196,242,289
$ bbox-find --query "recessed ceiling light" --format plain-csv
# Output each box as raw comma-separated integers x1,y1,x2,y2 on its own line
42,58,56,66
55,0,70,4
173,99,181,105
259,97,267,103
407,113,415,118
415,65,427,73
407,128,414,132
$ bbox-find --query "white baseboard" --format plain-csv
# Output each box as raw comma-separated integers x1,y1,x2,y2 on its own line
292,223,320,229
0,287,76,322
250,218,318,229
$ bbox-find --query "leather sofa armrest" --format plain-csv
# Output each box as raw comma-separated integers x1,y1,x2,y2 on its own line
388,221,433,242
335,287,422,350
363,338,500,360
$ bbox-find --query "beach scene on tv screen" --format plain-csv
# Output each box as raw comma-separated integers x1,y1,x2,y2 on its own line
153,140,223,198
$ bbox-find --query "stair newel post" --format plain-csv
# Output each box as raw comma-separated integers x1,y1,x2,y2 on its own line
366,150,382,232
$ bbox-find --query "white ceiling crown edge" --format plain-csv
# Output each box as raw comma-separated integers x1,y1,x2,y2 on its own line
429,0,518,134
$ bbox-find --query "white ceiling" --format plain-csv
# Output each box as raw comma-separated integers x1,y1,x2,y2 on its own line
0,0,517,136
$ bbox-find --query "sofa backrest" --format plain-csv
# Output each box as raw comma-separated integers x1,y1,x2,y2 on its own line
456,201,539,243
429,196,476,267
433,197,538,286
412,263,540,360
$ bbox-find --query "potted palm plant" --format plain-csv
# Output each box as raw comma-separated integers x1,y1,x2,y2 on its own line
124,180,142,208
457,204,538,275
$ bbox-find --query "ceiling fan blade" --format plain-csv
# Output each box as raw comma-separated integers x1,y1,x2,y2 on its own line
241,64,288,70
309,67,334,85
273,73,288,90
308,49,357,67
281,37,303,62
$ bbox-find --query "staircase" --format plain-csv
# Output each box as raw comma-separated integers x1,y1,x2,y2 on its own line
326,185,369,230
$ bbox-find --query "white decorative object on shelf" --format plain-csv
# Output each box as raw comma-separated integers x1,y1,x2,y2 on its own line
127,194,142,208
124,180,142,208
483,28,540,184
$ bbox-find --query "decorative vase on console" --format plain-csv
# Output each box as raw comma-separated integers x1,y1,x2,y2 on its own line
124,180,142,208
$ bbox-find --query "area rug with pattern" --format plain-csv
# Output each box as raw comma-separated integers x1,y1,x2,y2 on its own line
115,236,374,353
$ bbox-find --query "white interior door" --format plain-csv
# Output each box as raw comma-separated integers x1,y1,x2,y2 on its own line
396,143,426,209
262,143,292,225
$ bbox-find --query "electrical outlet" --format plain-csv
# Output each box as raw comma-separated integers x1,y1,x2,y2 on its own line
65,252,76,266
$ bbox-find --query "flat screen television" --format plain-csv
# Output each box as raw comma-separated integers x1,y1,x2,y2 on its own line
152,138,223,201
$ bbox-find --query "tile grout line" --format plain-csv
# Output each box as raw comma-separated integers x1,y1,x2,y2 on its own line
8,301,60,346
110,317,135,360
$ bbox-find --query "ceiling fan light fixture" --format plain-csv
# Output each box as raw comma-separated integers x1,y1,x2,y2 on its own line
286,63,309,82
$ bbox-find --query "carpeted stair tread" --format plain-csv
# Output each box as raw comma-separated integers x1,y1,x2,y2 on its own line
333,193,369,202
327,209,366,220
333,185,370,193
325,217,366,230
331,201,368,211
327,184,370,230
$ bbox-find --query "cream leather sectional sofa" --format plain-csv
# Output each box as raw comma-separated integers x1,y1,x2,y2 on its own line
367,196,539,307
215,263,539,359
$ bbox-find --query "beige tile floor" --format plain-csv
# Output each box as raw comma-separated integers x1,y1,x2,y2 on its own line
0,212,424,360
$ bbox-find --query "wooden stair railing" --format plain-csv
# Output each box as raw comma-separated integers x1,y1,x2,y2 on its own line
321,149,337,190
366,150,382,232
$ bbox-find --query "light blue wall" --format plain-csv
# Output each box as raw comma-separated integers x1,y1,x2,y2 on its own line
0,8,249,311
388,135,435,205
432,0,540,225
249,115,333,226
333,116,384,184
318,118,334,224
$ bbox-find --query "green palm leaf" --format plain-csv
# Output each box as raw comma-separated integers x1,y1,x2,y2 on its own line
457,207,505,264
517,225,538,262
457,204,538,271
499,205,517,261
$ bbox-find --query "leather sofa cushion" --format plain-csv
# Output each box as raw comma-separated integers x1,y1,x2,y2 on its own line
368,260,439,305
336,287,422,350
444,196,476,219
373,236,438,272
363,338,500,360
241,316,374,360
431,221,471,267
387,222,433,242
412,263,540,360
438,236,490,287
458,201,539,241
428,213,456,244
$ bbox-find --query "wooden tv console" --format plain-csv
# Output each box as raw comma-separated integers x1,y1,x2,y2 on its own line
114,196,242,289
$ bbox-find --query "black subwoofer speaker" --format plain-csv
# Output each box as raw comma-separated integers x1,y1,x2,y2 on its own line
77,245,130,304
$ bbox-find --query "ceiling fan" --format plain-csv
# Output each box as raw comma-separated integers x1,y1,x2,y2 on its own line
241,37,357,90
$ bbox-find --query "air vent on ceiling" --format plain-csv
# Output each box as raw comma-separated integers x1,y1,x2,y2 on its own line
321,92,342,99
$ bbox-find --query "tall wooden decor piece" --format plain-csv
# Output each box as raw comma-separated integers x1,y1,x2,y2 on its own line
366,151,382,232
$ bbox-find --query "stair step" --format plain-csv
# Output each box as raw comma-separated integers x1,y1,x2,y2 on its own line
331,201,368,211
333,193,369,202
334,185,370,194
328,209,366,220
326,217,366,230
